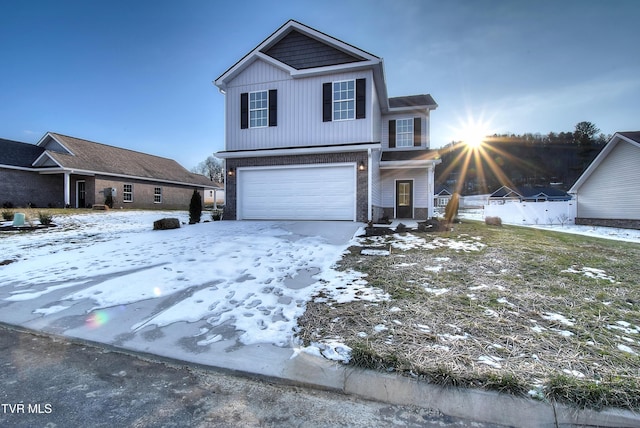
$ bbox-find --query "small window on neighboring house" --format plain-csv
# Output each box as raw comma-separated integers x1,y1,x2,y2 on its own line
396,118,413,147
154,187,162,204
123,184,133,202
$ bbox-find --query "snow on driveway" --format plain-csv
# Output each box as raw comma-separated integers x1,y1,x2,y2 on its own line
0,211,377,348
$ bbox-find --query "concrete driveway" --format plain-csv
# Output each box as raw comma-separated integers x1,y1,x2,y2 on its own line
0,212,366,381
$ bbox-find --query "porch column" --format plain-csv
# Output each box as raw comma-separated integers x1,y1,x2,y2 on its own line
63,172,71,207
427,165,435,218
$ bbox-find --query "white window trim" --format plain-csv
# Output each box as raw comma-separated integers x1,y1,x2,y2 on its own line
396,118,414,148
123,184,133,203
249,90,268,128
154,187,162,204
332,79,355,121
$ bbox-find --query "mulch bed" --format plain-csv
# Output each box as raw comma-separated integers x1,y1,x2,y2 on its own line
0,224,57,232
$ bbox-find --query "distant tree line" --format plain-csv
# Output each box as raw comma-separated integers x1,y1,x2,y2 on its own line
436,122,610,195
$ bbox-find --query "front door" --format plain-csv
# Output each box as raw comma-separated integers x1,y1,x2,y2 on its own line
396,180,413,218
77,181,86,208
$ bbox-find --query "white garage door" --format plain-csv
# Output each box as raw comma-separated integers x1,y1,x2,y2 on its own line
238,164,356,220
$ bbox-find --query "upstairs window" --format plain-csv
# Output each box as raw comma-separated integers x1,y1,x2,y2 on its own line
123,184,133,202
249,91,268,128
396,118,414,147
388,117,422,148
241,90,277,129
333,80,355,121
323,78,366,122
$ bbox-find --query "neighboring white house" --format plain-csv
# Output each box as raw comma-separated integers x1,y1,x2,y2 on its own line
569,131,640,229
214,20,440,222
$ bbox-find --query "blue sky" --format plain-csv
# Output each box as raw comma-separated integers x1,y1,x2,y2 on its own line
1,0,638,170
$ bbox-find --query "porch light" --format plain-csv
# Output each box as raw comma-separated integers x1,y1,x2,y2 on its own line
358,161,366,171
228,167,235,176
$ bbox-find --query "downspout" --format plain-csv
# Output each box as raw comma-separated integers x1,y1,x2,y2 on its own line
367,148,372,222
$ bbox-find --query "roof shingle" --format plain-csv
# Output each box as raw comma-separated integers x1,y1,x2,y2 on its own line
0,138,45,167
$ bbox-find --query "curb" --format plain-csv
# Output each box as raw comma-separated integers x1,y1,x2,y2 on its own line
2,322,638,427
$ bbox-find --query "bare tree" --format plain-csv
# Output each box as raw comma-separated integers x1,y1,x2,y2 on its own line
191,156,224,183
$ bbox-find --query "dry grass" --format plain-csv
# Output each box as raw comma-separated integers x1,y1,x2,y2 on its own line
297,221,640,410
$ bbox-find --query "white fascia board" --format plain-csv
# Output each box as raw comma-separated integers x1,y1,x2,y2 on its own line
216,143,381,159
32,152,63,168
379,159,441,169
289,60,380,79
216,54,297,90
36,132,74,155
1,164,50,172
38,167,216,189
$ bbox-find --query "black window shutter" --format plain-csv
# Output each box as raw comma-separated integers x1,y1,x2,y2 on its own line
389,120,396,148
240,93,248,129
322,82,332,122
355,78,366,119
414,117,422,146
268,89,277,127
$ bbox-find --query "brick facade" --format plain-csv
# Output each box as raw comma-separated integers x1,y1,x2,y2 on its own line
1,169,65,208
225,151,369,221
0,168,205,210
94,176,205,210
575,217,640,230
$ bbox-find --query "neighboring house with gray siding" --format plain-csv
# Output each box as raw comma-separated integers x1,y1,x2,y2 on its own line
569,131,640,229
0,133,219,209
215,20,440,222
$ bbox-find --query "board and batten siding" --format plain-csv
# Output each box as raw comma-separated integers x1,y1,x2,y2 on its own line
224,59,375,150
577,140,640,220
380,168,430,208
381,113,431,150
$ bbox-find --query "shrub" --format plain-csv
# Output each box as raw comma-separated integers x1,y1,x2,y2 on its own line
189,190,202,224
485,216,502,226
1,210,14,221
38,212,53,225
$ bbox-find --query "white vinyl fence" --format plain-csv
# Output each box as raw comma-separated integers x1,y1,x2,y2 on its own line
484,200,577,225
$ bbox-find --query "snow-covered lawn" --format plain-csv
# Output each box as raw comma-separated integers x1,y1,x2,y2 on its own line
0,211,381,349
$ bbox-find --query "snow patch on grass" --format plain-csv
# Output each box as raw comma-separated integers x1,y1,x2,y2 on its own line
562,266,615,282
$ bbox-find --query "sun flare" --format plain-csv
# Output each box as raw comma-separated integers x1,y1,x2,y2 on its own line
460,122,491,149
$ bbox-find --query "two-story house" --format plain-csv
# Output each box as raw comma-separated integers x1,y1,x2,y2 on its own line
215,20,440,222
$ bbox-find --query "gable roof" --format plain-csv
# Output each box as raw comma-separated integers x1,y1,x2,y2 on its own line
214,19,437,115
32,133,217,188
569,131,640,193
215,20,381,88
261,28,366,70
0,138,45,168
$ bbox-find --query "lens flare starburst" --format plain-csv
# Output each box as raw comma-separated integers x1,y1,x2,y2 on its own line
442,115,531,194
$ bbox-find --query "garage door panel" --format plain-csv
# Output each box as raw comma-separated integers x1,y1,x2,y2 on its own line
239,165,356,220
